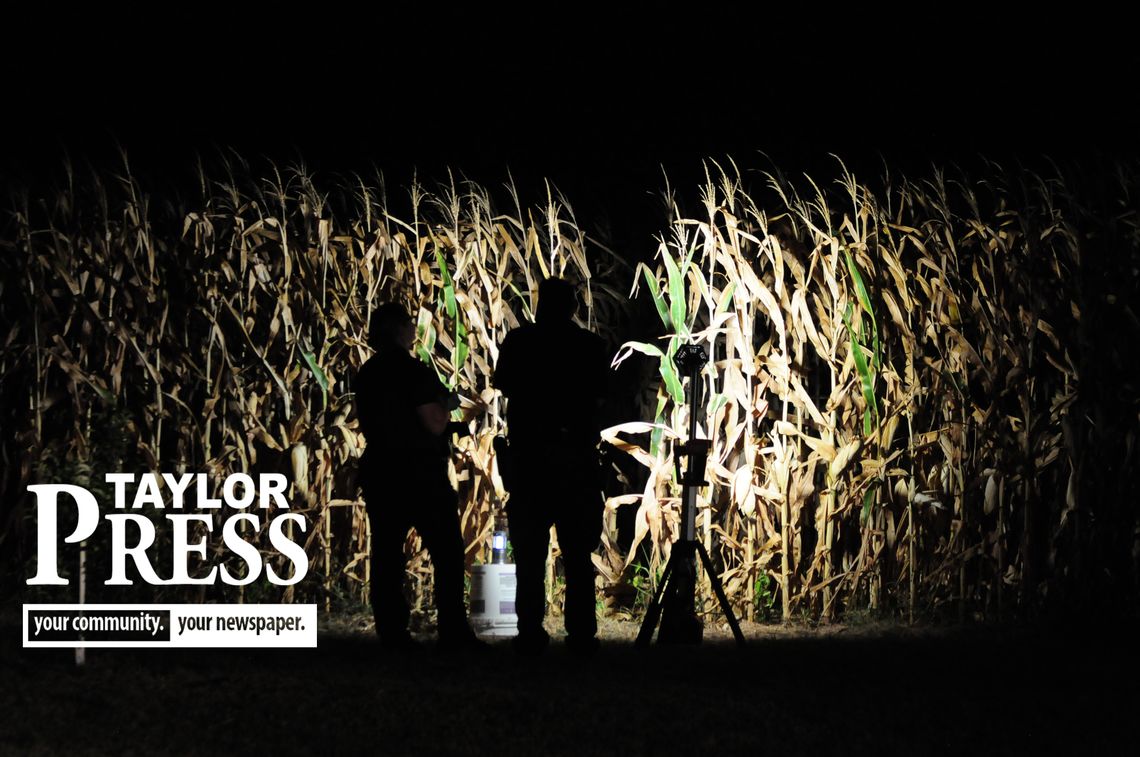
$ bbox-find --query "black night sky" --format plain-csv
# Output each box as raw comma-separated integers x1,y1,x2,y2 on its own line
5,15,1138,254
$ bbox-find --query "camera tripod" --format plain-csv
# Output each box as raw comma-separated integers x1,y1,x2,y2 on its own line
635,343,746,648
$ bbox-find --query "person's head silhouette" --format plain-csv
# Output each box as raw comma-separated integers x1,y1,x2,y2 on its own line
370,303,415,351
536,278,577,324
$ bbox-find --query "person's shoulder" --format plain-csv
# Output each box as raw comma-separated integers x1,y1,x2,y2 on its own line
508,322,541,337
410,354,441,381
501,322,539,348
363,350,422,379
570,323,606,349
358,355,381,378
580,324,605,344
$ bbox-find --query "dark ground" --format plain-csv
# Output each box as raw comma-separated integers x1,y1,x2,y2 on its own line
2,610,1136,756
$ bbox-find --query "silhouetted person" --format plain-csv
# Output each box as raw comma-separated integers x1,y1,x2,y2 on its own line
493,278,609,654
355,303,479,650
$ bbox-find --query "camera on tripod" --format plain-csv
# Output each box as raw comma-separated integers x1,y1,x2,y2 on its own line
635,341,745,647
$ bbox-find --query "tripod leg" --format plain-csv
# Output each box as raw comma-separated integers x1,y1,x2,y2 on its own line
695,542,747,648
657,542,702,645
634,554,676,648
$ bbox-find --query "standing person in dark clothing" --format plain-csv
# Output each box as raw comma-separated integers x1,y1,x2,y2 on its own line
493,278,609,655
355,303,480,650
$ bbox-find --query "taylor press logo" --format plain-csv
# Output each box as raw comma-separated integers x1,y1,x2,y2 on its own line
22,472,316,648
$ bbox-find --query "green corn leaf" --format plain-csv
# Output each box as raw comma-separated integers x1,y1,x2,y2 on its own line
614,340,681,402
650,395,668,457
843,303,879,432
300,350,329,409
443,282,457,320
843,248,874,330
844,247,880,370
660,355,685,404
860,489,875,526
661,248,687,336
618,341,663,358
455,319,469,375
715,282,737,315
639,264,672,331
710,392,728,416
661,338,685,404
434,247,457,319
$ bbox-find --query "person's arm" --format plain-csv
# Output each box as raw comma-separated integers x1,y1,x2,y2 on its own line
416,401,450,435
492,330,518,397
408,360,452,436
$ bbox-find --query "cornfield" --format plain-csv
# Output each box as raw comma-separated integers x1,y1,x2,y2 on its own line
3,152,1137,624
1,154,627,614
608,157,1140,622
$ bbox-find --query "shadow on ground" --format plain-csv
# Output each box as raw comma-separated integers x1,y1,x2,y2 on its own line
2,615,1134,756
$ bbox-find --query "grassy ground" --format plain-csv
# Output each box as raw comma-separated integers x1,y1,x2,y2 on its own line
2,608,1135,756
